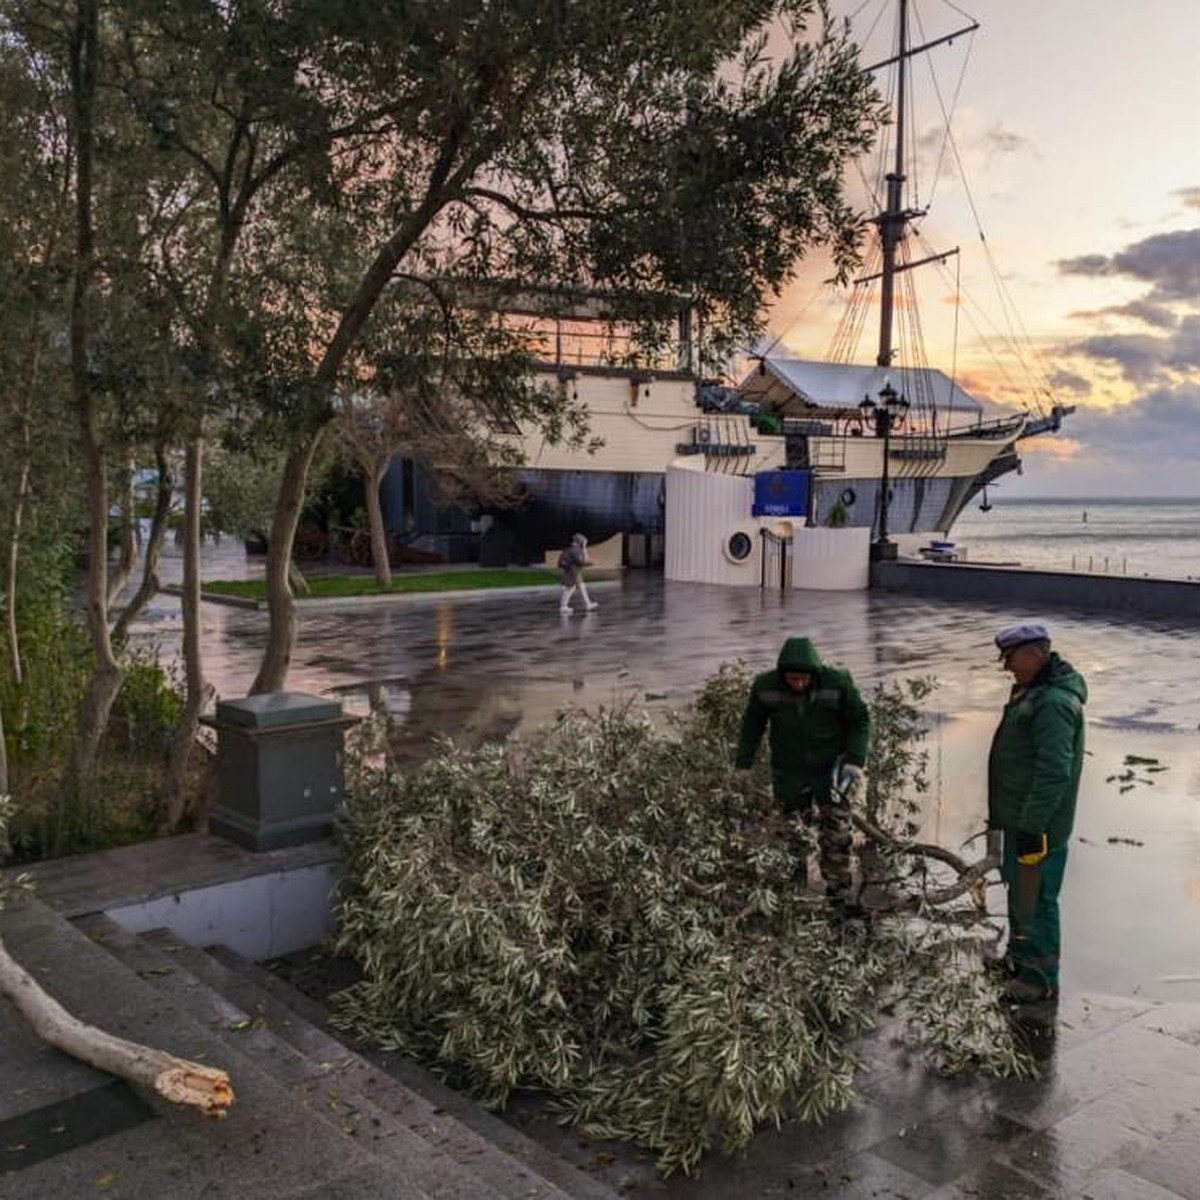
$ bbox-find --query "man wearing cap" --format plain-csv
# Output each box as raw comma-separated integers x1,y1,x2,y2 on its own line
735,637,870,903
988,622,1087,1004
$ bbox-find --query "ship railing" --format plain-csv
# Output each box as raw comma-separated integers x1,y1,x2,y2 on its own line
944,413,1027,440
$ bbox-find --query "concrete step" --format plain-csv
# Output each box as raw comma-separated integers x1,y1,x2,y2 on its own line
79,916,602,1199
1,898,432,1200
203,943,619,1200
74,915,512,1200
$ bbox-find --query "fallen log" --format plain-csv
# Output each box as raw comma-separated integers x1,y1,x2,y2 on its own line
0,936,234,1115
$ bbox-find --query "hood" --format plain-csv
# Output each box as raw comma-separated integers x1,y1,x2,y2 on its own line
776,637,822,674
1044,652,1088,704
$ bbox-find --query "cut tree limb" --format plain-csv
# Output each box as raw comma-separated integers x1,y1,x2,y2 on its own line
0,936,234,1115
852,814,1001,914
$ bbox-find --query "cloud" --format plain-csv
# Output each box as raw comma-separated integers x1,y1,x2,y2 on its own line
1057,253,1109,278
1064,333,1168,386
1058,228,1200,303
1175,187,1200,213
1063,314,1200,386
1070,381,1200,460
1045,368,1091,394
1067,299,1177,329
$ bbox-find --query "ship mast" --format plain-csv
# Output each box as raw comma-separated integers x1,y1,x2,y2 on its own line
876,0,909,369
870,0,978,369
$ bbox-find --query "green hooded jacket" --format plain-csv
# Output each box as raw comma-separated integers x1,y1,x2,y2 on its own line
987,651,1087,847
735,637,870,807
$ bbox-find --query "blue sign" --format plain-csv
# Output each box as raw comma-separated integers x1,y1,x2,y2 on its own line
752,470,809,518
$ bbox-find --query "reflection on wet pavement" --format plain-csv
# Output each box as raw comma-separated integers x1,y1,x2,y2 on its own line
130,566,1200,1006
125,548,1200,1198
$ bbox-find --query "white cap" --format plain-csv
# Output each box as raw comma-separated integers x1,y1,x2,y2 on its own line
994,622,1050,655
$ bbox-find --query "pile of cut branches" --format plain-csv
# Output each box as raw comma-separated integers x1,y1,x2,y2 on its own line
332,665,1025,1174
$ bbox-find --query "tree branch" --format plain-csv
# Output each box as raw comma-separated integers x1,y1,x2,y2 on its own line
851,814,1000,915
0,938,234,1115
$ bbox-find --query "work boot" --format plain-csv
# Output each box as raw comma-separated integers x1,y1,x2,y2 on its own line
1003,977,1059,1005
983,953,1018,981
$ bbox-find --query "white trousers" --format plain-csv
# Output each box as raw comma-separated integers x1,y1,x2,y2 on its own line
559,580,593,610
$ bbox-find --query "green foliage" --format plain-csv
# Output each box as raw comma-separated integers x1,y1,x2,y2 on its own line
332,665,1029,1175
108,649,185,758
1,599,186,857
864,676,935,835
0,795,34,910
202,568,576,599
0,602,90,767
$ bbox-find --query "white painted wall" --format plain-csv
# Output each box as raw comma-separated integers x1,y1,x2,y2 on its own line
791,526,871,590
664,463,870,590
106,862,340,960
664,463,761,586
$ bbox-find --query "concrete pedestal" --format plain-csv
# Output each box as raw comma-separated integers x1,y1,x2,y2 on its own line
203,693,358,852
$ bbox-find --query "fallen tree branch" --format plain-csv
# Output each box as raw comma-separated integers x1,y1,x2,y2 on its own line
852,814,1001,914
0,936,234,1115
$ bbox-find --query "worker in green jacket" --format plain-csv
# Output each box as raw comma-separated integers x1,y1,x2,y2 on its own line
735,637,870,900
988,622,1087,1005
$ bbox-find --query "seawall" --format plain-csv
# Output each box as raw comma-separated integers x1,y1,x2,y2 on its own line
871,559,1200,622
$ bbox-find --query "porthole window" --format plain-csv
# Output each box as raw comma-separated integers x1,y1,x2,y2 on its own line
840,487,857,506
726,531,753,562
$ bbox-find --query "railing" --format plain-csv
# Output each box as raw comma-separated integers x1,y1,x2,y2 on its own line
760,528,792,593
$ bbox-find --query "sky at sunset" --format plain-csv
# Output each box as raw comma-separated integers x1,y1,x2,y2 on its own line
763,0,1200,498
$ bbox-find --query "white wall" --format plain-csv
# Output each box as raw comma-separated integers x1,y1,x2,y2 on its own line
791,526,871,590
664,464,870,590
664,464,761,586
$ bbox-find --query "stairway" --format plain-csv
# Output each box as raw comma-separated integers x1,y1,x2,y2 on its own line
0,898,617,1199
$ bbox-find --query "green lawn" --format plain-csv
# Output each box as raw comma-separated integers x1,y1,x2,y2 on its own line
202,569,570,600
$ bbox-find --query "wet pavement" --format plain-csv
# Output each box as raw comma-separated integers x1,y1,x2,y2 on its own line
2,549,1196,1197
132,546,1200,1009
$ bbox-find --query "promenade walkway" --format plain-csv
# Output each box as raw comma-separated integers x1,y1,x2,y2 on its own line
2,566,1198,1195
2,834,1199,1198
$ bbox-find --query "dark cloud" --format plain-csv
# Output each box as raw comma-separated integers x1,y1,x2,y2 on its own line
1045,368,1090,394
1067,300,1177,329
1057,253,1110,277
1060,229,1200,302
1073,383,1200,454
1066,333,1167,385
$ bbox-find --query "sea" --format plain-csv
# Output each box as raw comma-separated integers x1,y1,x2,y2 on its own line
947,497,1200,581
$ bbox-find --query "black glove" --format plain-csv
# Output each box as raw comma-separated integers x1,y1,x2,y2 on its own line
1015,831,1048,865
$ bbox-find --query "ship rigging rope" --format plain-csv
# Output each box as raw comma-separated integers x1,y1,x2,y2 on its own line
915,227,1055,417
909,0,976,217
921,91,1055,419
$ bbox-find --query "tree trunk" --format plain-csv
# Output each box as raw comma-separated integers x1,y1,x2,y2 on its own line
111,442,172,648
3,443,31,688
164,438,212,829
250,430,324,695
365,460,392,589
65,0,123,834
0,937,233,1115
107,456,138,606
0,701,8,797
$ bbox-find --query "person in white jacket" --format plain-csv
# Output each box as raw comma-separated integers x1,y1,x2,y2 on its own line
557,533,598,614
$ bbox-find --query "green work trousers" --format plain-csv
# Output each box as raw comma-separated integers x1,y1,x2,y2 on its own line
1002,836,1068,989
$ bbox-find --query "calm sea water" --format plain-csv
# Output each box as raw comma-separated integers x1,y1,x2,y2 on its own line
948,498,1200,580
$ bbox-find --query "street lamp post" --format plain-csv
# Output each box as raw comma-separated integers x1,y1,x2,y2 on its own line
858,381,910,562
